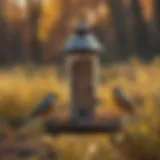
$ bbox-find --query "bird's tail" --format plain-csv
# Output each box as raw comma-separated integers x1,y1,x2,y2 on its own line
21,116,33,129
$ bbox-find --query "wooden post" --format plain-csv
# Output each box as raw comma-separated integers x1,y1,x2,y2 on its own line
62,21,103,121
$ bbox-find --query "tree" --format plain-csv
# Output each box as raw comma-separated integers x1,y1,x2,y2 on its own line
0,0,8,65
154,0,160,31
130,0,152,61
27,0,43,63
107,0,130,61
152,0,160,54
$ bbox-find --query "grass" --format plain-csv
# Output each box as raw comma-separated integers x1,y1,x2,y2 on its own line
0,57,160,159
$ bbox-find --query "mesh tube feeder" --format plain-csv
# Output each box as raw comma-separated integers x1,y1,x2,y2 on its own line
44,20,121,134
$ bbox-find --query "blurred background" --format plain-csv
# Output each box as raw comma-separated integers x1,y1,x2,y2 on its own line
0,0,159,64
0,0,160,160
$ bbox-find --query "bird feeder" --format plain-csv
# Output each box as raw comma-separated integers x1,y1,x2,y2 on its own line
62,21,102,121
44,21,121,134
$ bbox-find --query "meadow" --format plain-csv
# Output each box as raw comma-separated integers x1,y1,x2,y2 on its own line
0,57,160,160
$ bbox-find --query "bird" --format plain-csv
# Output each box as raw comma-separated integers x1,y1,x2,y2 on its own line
21,92,58,128
112,87,135,115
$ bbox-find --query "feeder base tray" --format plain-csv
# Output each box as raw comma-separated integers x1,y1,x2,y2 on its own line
44,116,121,134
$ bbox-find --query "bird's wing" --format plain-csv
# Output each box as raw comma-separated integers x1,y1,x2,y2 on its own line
124,94,135,105
30,102,47,117
119,91,134,104
21,116,33,128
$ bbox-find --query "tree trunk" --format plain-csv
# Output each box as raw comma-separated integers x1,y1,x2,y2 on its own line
0,0,8,65
152,0,160,54
107,0,130,61
130,0,153,61
27,0,43,64
154,0,160,30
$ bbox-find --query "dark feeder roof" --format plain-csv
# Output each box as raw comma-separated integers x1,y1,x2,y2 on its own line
61,21,104,54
